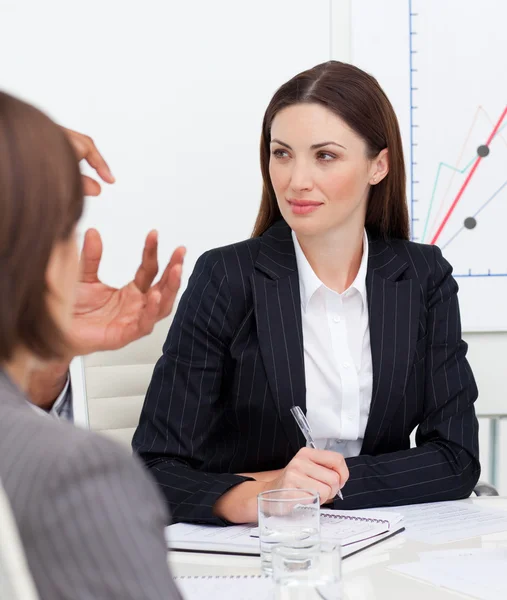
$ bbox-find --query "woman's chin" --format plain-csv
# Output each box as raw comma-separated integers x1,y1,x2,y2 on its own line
285,215,326,237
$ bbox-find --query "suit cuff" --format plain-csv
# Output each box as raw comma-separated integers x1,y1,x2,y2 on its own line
50,374,74,422
171,473,255,526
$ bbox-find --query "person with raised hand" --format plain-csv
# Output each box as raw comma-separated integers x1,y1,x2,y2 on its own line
0,91,184,600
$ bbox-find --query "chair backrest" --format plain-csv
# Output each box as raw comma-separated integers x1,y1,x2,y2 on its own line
81,317,172,447
0,480,39,600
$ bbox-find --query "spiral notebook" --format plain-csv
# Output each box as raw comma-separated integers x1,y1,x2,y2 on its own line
166,509,404,557
174,575,273,600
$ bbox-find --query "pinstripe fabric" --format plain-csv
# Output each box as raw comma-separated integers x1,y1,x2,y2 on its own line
0,370,181,600
133,219,480,523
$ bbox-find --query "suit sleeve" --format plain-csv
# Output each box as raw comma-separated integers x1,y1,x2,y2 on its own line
132,251,253,525
337,246,480,509
29,435,182,600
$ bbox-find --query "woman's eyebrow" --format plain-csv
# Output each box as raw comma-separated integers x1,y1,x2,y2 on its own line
270,139,347,150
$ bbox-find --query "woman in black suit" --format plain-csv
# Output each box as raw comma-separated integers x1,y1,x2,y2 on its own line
133,61,480,525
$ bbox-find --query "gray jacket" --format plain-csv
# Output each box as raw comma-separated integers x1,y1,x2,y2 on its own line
0,369,181,600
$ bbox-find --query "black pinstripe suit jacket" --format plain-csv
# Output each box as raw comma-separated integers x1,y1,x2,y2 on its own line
133,220,480,524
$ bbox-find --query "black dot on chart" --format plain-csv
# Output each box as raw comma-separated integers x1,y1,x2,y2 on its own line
464,217,477,230
477,145,490,157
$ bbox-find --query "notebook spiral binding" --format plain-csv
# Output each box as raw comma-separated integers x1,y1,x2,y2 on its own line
294,503,390,527
323,513,390,526
175,575,269,580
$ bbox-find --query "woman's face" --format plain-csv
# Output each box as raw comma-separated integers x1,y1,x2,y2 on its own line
45,227,80,337
269,102,388,238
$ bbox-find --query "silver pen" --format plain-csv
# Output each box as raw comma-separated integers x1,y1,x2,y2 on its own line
290,405,344,501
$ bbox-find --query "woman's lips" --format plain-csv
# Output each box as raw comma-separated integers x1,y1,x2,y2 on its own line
287,199,324,215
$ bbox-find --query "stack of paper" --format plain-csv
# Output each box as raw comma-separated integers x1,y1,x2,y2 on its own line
362,500,507,544
174,575,274,600
390,549,507,600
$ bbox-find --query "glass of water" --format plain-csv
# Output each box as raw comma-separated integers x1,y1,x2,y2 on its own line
272,542,342,600
257,489,320,574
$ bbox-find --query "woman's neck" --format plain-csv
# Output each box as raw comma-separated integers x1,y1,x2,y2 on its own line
2,348,35,393
296,222,366,294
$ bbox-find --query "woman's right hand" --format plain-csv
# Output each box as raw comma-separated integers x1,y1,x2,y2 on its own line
214,448,349,523
260,447,349,504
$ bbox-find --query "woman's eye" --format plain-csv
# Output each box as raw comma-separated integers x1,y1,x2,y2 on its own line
317,151,336,161
272,149,289,159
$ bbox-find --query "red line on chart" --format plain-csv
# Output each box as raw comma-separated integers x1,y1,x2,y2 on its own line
430,105,507,246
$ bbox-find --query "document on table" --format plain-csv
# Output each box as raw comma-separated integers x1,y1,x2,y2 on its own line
250,509,403,546
390,550,507,600
362,501,507,544
166,508,404,555
174,575,274,600
166,523,258,555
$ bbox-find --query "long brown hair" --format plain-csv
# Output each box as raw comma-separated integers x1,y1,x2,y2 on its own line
252,60,409,240
0,92,83,361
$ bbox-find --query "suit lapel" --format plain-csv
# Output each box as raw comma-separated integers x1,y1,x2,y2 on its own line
252,221,306,453
252,223,420,455
361,238,420,454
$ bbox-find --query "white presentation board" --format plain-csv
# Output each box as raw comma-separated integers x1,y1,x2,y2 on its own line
351,0,507,331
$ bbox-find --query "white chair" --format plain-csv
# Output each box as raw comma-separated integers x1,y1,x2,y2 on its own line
73,317,172,447
0,480,39,600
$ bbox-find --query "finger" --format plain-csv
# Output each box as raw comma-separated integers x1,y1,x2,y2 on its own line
79,228,103,283
136,289,162,337
296,448,349,487
84,141,115,184
156,246,186,290
63,128,115,183
279,470,334,504
295,460,342,498
158,263,183,318
81,175,102,197
134,230,159,293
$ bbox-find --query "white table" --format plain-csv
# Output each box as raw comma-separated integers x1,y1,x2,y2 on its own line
169,497,507,599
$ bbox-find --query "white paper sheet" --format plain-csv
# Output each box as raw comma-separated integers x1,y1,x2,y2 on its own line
363,501,507,544
391,557,507,600
166,523,259,554
175,575,274,600
419,548,507,561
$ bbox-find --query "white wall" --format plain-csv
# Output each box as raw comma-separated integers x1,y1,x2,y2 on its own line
1,0,332,290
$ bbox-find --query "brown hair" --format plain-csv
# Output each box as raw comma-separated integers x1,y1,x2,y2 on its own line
252,60,409,240
0,92,83,362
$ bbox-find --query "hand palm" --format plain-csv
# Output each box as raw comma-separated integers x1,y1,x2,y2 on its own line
69,229,184,356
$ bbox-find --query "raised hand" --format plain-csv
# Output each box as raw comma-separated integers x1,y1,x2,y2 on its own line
62,127,115,196
69,228,185,355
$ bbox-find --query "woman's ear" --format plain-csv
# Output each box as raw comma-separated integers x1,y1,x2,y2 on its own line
369,148,389,185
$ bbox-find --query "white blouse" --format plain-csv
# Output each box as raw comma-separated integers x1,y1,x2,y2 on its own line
292,230,373,458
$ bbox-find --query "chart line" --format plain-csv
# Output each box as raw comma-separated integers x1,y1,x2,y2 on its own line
430,106,507,245
454,272,507,278
421,157,476,242
422,118,507,243
440,179,507,251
